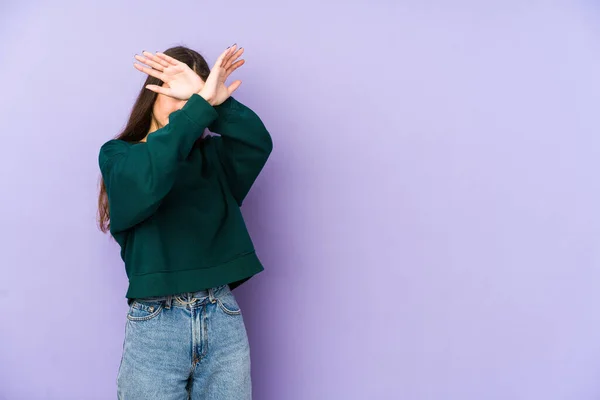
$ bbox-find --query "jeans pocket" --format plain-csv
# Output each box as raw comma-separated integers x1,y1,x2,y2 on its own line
127,299,164,321
217,292,242,315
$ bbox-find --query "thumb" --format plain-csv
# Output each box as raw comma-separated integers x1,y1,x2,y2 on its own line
145,84,171,96
227,80,242,95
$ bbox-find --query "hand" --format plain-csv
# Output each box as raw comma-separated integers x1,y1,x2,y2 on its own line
133,51,203,100
199,44,245,106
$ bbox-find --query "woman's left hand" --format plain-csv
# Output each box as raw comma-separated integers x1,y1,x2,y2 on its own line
200,44,245,106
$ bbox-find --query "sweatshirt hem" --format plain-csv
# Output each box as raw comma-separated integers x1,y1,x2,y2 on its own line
125,251,264,299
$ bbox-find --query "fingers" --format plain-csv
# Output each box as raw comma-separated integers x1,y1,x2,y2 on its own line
155,52,180,66
224,47,244,70
145,84,171,96
133,50,184,81
225,59,245,79
214,43,240,69
133,62,165,80
144,51,170,69
134,52,167,71
133,50,171,80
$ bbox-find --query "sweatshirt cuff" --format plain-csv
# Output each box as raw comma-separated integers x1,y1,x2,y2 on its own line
181,93,219,128
208,97,240,132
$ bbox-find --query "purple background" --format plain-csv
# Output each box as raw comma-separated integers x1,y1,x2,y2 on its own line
2,1,600,399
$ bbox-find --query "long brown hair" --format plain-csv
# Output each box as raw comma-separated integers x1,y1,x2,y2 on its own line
98,45,211,233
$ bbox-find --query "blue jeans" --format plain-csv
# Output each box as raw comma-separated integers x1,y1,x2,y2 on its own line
117,284,252,399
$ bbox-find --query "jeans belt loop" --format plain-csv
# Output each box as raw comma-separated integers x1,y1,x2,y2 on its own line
164,295,172,309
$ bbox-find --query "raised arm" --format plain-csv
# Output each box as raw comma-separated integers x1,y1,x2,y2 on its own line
209,97,273,206
99,94,218,233
99,45,243,232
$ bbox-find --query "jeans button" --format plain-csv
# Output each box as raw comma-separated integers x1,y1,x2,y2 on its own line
148,306,154,312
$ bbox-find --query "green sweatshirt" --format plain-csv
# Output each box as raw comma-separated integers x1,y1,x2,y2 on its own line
98,94,273,299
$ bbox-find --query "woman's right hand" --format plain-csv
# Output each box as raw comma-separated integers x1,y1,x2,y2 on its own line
134,51,203,100
134,44,245,106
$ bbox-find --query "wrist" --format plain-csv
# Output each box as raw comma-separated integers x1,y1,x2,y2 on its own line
196,90,215,106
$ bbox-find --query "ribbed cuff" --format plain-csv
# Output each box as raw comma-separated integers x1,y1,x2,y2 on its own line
181,93,219,128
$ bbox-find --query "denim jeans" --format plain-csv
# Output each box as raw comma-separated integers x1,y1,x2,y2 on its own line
116,284,252,399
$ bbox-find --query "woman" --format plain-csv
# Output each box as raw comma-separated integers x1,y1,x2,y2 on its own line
97,44,272,399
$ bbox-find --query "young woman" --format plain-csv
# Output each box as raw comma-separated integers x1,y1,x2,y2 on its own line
97,44,272,399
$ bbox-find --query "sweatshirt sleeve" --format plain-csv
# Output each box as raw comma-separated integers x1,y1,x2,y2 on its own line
99,94,218,233
208,97,273,206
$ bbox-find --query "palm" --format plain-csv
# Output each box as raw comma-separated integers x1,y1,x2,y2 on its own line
133,52,203,100
133,46,245,105
201,45,245,105
213,65,234,104
160,64,203,100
